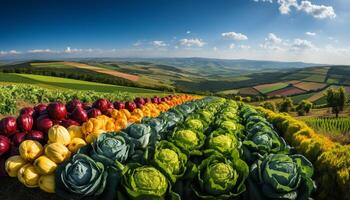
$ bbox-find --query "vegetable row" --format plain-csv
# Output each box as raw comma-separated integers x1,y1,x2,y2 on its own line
257,107,350,200
1,97,319,200
0,94,201,189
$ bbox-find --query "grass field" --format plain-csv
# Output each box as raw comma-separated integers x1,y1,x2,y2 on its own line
217,89,239,95
254,82,289,94
291,92,316,103
302,74,326,83
293,81,327,91
0,73,166,95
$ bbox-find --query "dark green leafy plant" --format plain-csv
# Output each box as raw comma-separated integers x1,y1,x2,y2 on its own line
248,154,315,200
55,154,119,200
78,132,136,166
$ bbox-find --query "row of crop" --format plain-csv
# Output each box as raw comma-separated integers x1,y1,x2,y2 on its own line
257,107,350,200
52,97,218,199
0,94,201,187
302,117,350,134
238,105,315,200
0,84,135,115
26,97,317,199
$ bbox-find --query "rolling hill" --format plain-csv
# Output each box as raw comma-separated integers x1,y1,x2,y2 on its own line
1,58,349,97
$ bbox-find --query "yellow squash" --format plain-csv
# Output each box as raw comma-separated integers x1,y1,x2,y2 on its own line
68,138,87,153
48,125,71,145
17,164,41,188
19,140,44,161
5,155,27,177
34,155,57,175
39,174,55,193
45,143,71,164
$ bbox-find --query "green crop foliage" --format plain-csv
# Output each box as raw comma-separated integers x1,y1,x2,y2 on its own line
302,117,350,135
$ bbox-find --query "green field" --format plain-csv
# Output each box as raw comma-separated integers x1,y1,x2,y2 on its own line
254,82,289,94
302,117,350,135
0,73,166,95
291,92,316,103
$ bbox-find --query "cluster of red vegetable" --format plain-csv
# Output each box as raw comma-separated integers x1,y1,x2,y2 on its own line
0,95,174,175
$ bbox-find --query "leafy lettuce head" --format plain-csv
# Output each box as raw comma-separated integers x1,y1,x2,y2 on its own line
207,130,240,154
153,141,188,184
192,153,249,199
183,119,204,132
122,163,171,200
171,129,205,154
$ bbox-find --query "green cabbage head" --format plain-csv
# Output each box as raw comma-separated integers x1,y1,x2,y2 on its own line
171,129,205,155
79,132,135,166
243,130,289,164
183,119,204,132
248,154,315,200
153,141,188,184
55,154,108,199
122,163,173,200
192,153,249,199
207,130,240,155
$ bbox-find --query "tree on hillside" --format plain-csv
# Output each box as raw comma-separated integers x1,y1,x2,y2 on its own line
296,100,313,116
260,101,277,112
279,97,294,112
325,87,346,118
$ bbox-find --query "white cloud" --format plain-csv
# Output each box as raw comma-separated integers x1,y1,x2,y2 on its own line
298,1,336,19
255,0,336,19
213,47,218,51
277,0,298,14
267,33,282,44
229,44,235,49
291,38,315,50
179,38,206,47
64,47,83,53
260,33,285,50
305,32,316,36
0,50,21,55
152,40,167,47
28,49,56,53
221,32,248,41
186,30,191,34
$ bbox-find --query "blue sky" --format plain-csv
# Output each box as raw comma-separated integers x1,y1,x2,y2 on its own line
1,0,349,64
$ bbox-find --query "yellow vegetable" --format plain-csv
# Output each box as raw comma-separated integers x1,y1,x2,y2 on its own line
33,155,57,175
39,174,55,193
82,118,104,134
5,155,27,177
67,125,83,139
68,138,87,153
45,143,71,164
48,125,71,145
17,164,40,188
85,129,105,143
19,140,44,161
